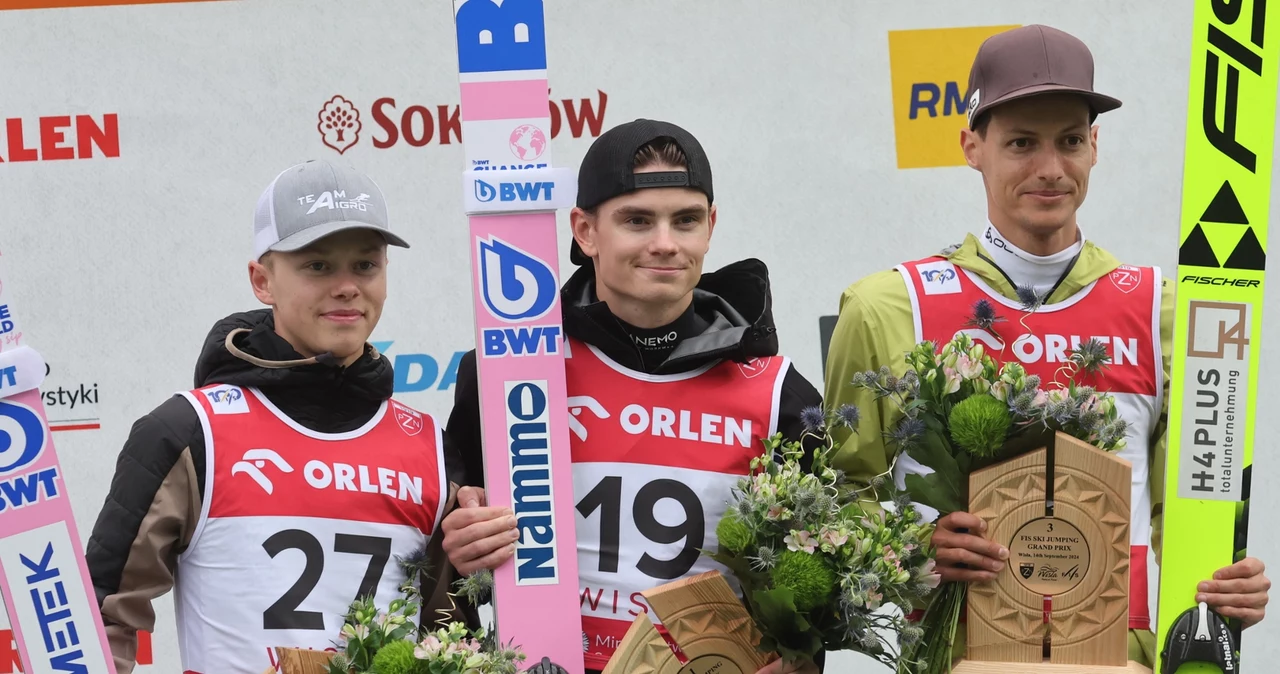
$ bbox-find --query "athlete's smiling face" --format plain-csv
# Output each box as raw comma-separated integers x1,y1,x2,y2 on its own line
962,93,1098,248
571,163,717,328
249,228,388,366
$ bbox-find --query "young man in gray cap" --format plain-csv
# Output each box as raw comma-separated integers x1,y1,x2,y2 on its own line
438,119,823,673
822,24,1270,666
84,159,464,673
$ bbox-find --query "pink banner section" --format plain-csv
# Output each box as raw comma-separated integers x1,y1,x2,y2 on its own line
0,388,115,674
459,79,551,121
469,212,583,670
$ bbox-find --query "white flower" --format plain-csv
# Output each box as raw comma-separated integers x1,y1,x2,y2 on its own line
990,381,1010,402
784,530,817,554
415,635,443,658
943,367,962,394
956,354,983,380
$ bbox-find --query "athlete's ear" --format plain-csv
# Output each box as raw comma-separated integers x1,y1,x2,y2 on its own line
570,206,599,259
961,128,981,171
1090,125,1100,167
249,258,276,306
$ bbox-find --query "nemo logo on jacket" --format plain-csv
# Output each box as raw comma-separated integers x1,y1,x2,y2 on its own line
887,24,1019,169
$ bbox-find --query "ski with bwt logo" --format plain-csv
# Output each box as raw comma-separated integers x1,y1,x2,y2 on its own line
1156,1,1279,672
451,1,584,672
0,254,115,673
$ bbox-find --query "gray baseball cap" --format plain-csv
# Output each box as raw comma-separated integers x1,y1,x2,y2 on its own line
252,159,409,260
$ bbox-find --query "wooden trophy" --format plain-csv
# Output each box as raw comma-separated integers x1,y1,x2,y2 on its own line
603,571,774,674
952,432,1151,674
262,648,335,674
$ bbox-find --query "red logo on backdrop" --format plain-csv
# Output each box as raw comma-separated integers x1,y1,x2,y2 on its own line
0,114,119,163
315,91,609,152
1109,265,1143,294
2,629,152,672
318,95,361,155
737,358,769,379
393,402,423,437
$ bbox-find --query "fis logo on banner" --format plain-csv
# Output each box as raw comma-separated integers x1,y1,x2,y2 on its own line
477,237,562,358
887,25,1019,169
0,400,60,514
464,167,577,215
504,380,558,585
455,0,548,74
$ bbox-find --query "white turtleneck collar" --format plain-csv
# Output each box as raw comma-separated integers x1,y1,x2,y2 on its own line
978,223,1084,295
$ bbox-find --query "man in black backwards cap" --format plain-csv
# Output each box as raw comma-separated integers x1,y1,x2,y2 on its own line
440,119,823,673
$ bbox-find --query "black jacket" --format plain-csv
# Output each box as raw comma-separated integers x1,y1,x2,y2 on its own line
84,309,465,673
444,259,825,672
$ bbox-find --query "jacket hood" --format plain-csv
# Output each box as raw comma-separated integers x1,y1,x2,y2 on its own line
560,257,780,372
193,309,394,404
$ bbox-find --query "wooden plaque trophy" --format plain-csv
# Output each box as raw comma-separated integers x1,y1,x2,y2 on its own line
603,571,774,674
953,432,1151,674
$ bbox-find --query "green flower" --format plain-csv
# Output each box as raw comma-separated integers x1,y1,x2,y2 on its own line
371,639,428,674
770,550,837,611
948,394,1012,457
716,512,753,554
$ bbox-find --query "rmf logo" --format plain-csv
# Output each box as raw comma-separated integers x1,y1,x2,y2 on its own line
887,24,1019,169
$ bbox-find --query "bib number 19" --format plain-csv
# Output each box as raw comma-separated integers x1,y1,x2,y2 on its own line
575,476,706,580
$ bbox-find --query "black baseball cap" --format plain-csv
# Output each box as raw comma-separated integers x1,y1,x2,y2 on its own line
570,119,714,265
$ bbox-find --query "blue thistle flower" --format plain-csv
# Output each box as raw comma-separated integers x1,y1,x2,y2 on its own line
1016,284,1046,311
964,299,1005,330
1009,391,1039,417
1070,338,1112,374
887,417,926,449
835,404,861,430
800,406,827,432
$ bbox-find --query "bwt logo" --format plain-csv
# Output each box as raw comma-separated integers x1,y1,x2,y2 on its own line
505,380,559,586
231,448,294,495
474,179,555,203
456,0,547,73
478,236,562,358
316,91,608,153
0,400,61,514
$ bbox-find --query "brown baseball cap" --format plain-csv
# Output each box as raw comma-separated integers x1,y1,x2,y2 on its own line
964,24,1121,129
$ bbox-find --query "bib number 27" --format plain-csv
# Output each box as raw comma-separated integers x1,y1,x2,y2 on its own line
576,476,706,580
262,530,392,630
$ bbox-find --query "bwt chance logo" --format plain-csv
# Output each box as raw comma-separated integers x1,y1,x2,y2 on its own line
477,236,562,358
505,380,558,585
0,400,61,514
887,24,1019,169
474,178,555,204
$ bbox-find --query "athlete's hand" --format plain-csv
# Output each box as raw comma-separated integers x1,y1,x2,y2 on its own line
441,487,519,576
1199,557,1270,628
755,656,818,673
932,512,1007,583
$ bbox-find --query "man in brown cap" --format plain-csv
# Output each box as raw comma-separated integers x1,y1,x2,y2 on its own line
824,24,1270,666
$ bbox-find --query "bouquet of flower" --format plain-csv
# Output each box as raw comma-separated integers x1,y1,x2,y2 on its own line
708,410,942,673
320,551,526,674
851,305,1129,674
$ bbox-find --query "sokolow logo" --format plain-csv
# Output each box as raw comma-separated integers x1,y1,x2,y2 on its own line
316,91,608,155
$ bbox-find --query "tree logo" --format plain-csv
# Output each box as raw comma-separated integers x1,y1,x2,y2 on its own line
318,95,361,154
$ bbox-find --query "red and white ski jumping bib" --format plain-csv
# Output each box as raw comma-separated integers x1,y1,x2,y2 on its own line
174,385,446,674
565,338,788,670
898,257,1163,631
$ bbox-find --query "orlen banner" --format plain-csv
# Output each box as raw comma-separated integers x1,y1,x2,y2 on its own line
3,0,1272,671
